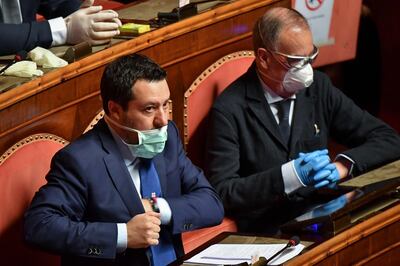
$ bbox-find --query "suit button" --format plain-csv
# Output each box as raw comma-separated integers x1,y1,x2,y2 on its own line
94,247,101,255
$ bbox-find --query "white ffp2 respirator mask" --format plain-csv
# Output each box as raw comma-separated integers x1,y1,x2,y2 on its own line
282,63,314,93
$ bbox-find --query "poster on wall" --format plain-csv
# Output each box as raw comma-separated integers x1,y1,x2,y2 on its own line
294,0,335,46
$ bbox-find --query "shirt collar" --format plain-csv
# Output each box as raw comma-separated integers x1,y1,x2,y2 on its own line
106,121,137,167
257,72,296,104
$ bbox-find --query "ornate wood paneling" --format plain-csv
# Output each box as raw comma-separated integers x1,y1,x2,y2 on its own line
0,0,289,155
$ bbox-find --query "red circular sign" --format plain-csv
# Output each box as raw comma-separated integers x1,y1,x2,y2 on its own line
305,0,324,11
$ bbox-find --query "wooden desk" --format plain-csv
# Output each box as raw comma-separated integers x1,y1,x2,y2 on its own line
178,203,400,265
0,0,289,155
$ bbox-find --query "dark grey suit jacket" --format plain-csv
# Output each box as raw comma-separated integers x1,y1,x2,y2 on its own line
205,63,400,233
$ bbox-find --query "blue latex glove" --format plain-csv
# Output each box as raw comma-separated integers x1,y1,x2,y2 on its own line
294,149,331,187
309,163,341,188
311,195,348,217
323,163,340,183
312,169,331,188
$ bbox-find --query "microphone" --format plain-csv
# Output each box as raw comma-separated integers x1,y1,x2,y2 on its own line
265,236,300,264
0,50,28,75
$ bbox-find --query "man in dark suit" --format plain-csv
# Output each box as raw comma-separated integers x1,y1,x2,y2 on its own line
0,0,121,55
24,54,224,266
205,7,400,234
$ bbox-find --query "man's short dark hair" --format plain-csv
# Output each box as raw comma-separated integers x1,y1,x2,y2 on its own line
100,54,167,114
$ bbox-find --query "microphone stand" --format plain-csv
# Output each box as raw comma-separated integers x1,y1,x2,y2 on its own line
264,236,300,265
0,51,28,75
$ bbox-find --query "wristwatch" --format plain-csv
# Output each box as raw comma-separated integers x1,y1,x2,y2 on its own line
149,196,160,213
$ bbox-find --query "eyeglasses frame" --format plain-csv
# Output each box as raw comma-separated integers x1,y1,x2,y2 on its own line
268,45,319,69
257,20,319,69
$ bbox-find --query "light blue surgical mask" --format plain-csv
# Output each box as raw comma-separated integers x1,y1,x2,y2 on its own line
105,115,168,158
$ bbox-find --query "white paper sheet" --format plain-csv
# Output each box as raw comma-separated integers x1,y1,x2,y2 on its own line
185,243,305,265
179,0,190,8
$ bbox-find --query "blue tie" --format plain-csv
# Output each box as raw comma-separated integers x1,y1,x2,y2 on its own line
139,159,176,266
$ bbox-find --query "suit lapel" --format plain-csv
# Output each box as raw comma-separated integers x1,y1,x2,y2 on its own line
245,65,288,150
97,121,144,216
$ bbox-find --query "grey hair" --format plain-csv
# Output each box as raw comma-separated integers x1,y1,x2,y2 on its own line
253,7,310,52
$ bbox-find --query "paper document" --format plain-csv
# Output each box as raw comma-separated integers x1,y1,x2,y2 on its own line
185,243,305,265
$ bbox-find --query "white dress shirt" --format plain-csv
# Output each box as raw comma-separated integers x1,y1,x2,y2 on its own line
106,122,172,253
257,75,354,194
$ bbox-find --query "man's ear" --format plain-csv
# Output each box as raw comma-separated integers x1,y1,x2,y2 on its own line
108,100,123,121
256,48,270,70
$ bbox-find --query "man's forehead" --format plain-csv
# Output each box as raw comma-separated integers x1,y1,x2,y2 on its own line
277,26,313,55
131,79,170,102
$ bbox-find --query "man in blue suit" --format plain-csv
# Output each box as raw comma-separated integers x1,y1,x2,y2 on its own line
24,54,224,266
0,0,121,55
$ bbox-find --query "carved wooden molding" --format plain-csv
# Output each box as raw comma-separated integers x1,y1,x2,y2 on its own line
0,0,280,111
84,110,105,134
0,134,68,165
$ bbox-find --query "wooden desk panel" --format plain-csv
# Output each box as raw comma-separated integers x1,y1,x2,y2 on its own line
287,203,400,265
0,0,289,155
179,203,400,265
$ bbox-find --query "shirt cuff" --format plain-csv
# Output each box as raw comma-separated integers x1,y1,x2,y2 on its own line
335,154,355,176
157,197,172,225
282,160,305,194
116,223,127,253
48,17,67,46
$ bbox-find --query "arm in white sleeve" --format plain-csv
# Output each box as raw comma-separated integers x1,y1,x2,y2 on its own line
157,198,172,225
116,223,127,253
48,17,67,46
282,160,305,194
116,198,171,253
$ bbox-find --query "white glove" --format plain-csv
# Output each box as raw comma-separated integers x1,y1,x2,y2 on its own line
29,47,68,68
3,61,43,78
81,0,94,8
64,2,121,45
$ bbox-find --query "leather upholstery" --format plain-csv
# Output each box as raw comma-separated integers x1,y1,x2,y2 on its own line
184,51,255,168
181,51,254,253
181,217,237,253
0,134,67,266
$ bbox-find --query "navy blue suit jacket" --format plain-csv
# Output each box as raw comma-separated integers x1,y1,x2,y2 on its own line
0,0,80,55
25,120,224,266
